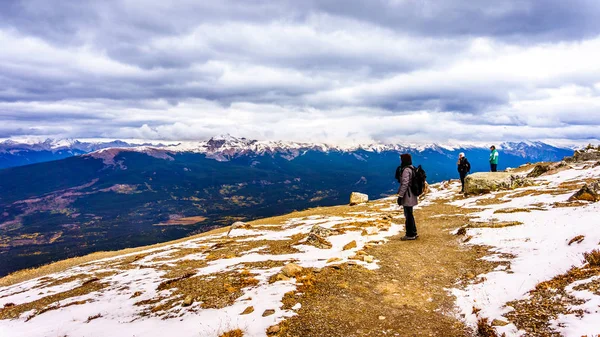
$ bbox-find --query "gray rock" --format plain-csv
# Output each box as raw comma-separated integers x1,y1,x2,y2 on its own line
305,233,333,249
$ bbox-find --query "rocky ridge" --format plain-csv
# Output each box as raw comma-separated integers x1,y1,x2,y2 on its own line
1,156,600,336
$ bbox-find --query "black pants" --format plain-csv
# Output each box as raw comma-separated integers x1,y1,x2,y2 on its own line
403,206,417,237
459,171,467,191
491,164,498,172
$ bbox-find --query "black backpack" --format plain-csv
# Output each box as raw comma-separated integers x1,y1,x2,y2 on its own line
410,165,427,196
395,165,427,196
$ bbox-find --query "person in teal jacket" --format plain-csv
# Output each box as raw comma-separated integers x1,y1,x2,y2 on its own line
489,145,499,172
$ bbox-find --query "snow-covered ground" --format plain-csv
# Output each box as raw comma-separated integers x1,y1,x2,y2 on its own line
0,213,401,337
449,163,600,336
1,161,599,337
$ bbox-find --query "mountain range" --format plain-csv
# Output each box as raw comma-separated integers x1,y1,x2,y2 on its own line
0,136,574,276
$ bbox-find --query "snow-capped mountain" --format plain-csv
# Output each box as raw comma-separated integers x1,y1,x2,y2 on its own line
1,135,575,170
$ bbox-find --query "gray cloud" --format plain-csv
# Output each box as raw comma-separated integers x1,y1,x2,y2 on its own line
0,0,599,144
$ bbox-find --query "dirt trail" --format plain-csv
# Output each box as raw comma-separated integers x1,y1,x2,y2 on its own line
277,198,495,337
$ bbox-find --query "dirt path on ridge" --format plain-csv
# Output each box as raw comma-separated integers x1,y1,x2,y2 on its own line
275,196,495,337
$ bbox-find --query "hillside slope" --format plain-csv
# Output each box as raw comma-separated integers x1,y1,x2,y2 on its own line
1,159,599,336
0,140,573,276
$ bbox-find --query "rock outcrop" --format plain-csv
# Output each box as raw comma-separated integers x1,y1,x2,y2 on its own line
305,225,333,249
464,172,534,195
349,192,368,205
569,181,600,202
564,145,600,162
527,161,570,178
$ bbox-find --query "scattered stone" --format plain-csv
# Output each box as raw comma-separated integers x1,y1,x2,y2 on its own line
240,306,254,315
378,316,386,320
281,263,303,277
305,233,333,249
491,319,509,327
568,181,600,202
130,291,143,298
363,255,374,263
361,229,369,236
182,295,194,307
466,273,475,279
343,240,357,251
349,192,369,205
262,309,276,317
326,257,342,263
275,273,291,282
527,161,570,178
267,325,280,334
527,164,550,178
356,250,367,256
456,227,467,236
309,225,333,237
226,221,248,237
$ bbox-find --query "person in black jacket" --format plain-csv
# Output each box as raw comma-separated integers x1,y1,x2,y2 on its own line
457,152,471,193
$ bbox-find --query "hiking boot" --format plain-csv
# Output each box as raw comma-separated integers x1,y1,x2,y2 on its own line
400,235,417,241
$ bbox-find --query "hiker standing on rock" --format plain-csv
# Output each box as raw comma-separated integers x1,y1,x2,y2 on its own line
396,153,418,241
489,145,499,172
457,152,471,193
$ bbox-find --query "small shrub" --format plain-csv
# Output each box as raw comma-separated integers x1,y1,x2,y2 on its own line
584,250,600,267
456,227,467,236
220,329,244,337
477,318,500,337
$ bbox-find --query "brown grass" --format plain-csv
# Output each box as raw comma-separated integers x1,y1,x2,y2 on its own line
468,221,523,229
220,329,244,337
0,280,107,320
477,318,500,337
506,265,600,336
584,250,600,266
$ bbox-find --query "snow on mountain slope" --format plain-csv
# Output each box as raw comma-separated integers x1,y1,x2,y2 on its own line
0,211,401,337
445,162,600,336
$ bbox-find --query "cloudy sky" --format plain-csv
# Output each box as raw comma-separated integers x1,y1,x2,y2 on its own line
1,0,600,145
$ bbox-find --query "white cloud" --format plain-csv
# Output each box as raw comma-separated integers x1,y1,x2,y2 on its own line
0,1,599,144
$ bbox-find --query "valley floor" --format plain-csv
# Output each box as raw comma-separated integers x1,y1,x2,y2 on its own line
1,162,599,337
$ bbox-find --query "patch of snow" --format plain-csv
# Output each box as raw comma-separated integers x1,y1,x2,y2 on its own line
450,166,600,336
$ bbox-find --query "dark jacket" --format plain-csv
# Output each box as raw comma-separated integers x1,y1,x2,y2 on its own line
458,157,471,174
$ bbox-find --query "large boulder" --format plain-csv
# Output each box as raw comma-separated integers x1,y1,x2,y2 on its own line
349,192,368,205
569,181,600,202
464,172,534,195
564,145,600,162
